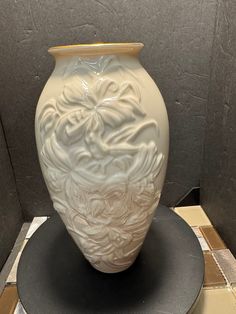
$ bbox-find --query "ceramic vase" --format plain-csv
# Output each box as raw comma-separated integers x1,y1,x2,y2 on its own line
35,43,169,273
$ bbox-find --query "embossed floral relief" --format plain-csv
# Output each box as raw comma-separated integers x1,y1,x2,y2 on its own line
37,55,164,271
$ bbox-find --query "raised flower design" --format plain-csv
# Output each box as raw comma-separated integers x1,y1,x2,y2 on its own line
37,55,164,272
56,77,145,149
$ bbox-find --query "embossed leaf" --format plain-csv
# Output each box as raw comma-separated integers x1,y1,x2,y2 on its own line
83,56,115,74
56,110,89,145
127,142,163,209
38,99,59,140
120,81,139,97
128,142,163,183
109,228,132,248
94,79,145,127
88,197,106,217
58,78,91,112
44,167,65,193
52,197,67,215
95,78,119,100
99,106,134,127
119,82,143,115
65,174,79,205
64,56,123,79
42,134,71,171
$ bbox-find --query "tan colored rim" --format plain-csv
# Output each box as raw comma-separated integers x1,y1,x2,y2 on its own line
48,42,144,57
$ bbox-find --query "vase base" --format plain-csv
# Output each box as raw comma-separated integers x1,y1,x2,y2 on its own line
90,259,137,274
17,205,204,314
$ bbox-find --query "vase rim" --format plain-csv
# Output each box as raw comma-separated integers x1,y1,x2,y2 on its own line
48,42,144,57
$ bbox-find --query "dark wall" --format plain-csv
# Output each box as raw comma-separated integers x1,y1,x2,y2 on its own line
0,120,23,270
201,0,236,256
0,0,217,219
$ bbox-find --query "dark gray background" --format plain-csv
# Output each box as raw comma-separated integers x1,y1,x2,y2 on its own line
0,0,235,269
201,0,236,257
0,120,22,269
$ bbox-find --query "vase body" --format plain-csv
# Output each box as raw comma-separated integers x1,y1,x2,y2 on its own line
35,43,169,273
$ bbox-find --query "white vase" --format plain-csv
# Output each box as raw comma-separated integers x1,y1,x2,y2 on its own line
35,43,169,273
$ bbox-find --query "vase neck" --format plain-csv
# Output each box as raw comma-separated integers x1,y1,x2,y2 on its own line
48,43,144,59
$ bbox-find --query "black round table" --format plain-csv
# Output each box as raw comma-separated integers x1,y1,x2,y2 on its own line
17,205,204,314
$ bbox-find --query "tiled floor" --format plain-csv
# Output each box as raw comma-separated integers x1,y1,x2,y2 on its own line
0,217,48,314
193,288,236,314
0,286,18,314
174,205,236,313
233,287,236,298
174,206,211,226
0,207,236,313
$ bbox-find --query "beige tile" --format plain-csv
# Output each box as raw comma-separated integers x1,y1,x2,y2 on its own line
174,206,211,226
26,216,48,239
7,240,28,284
193,288,236,314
